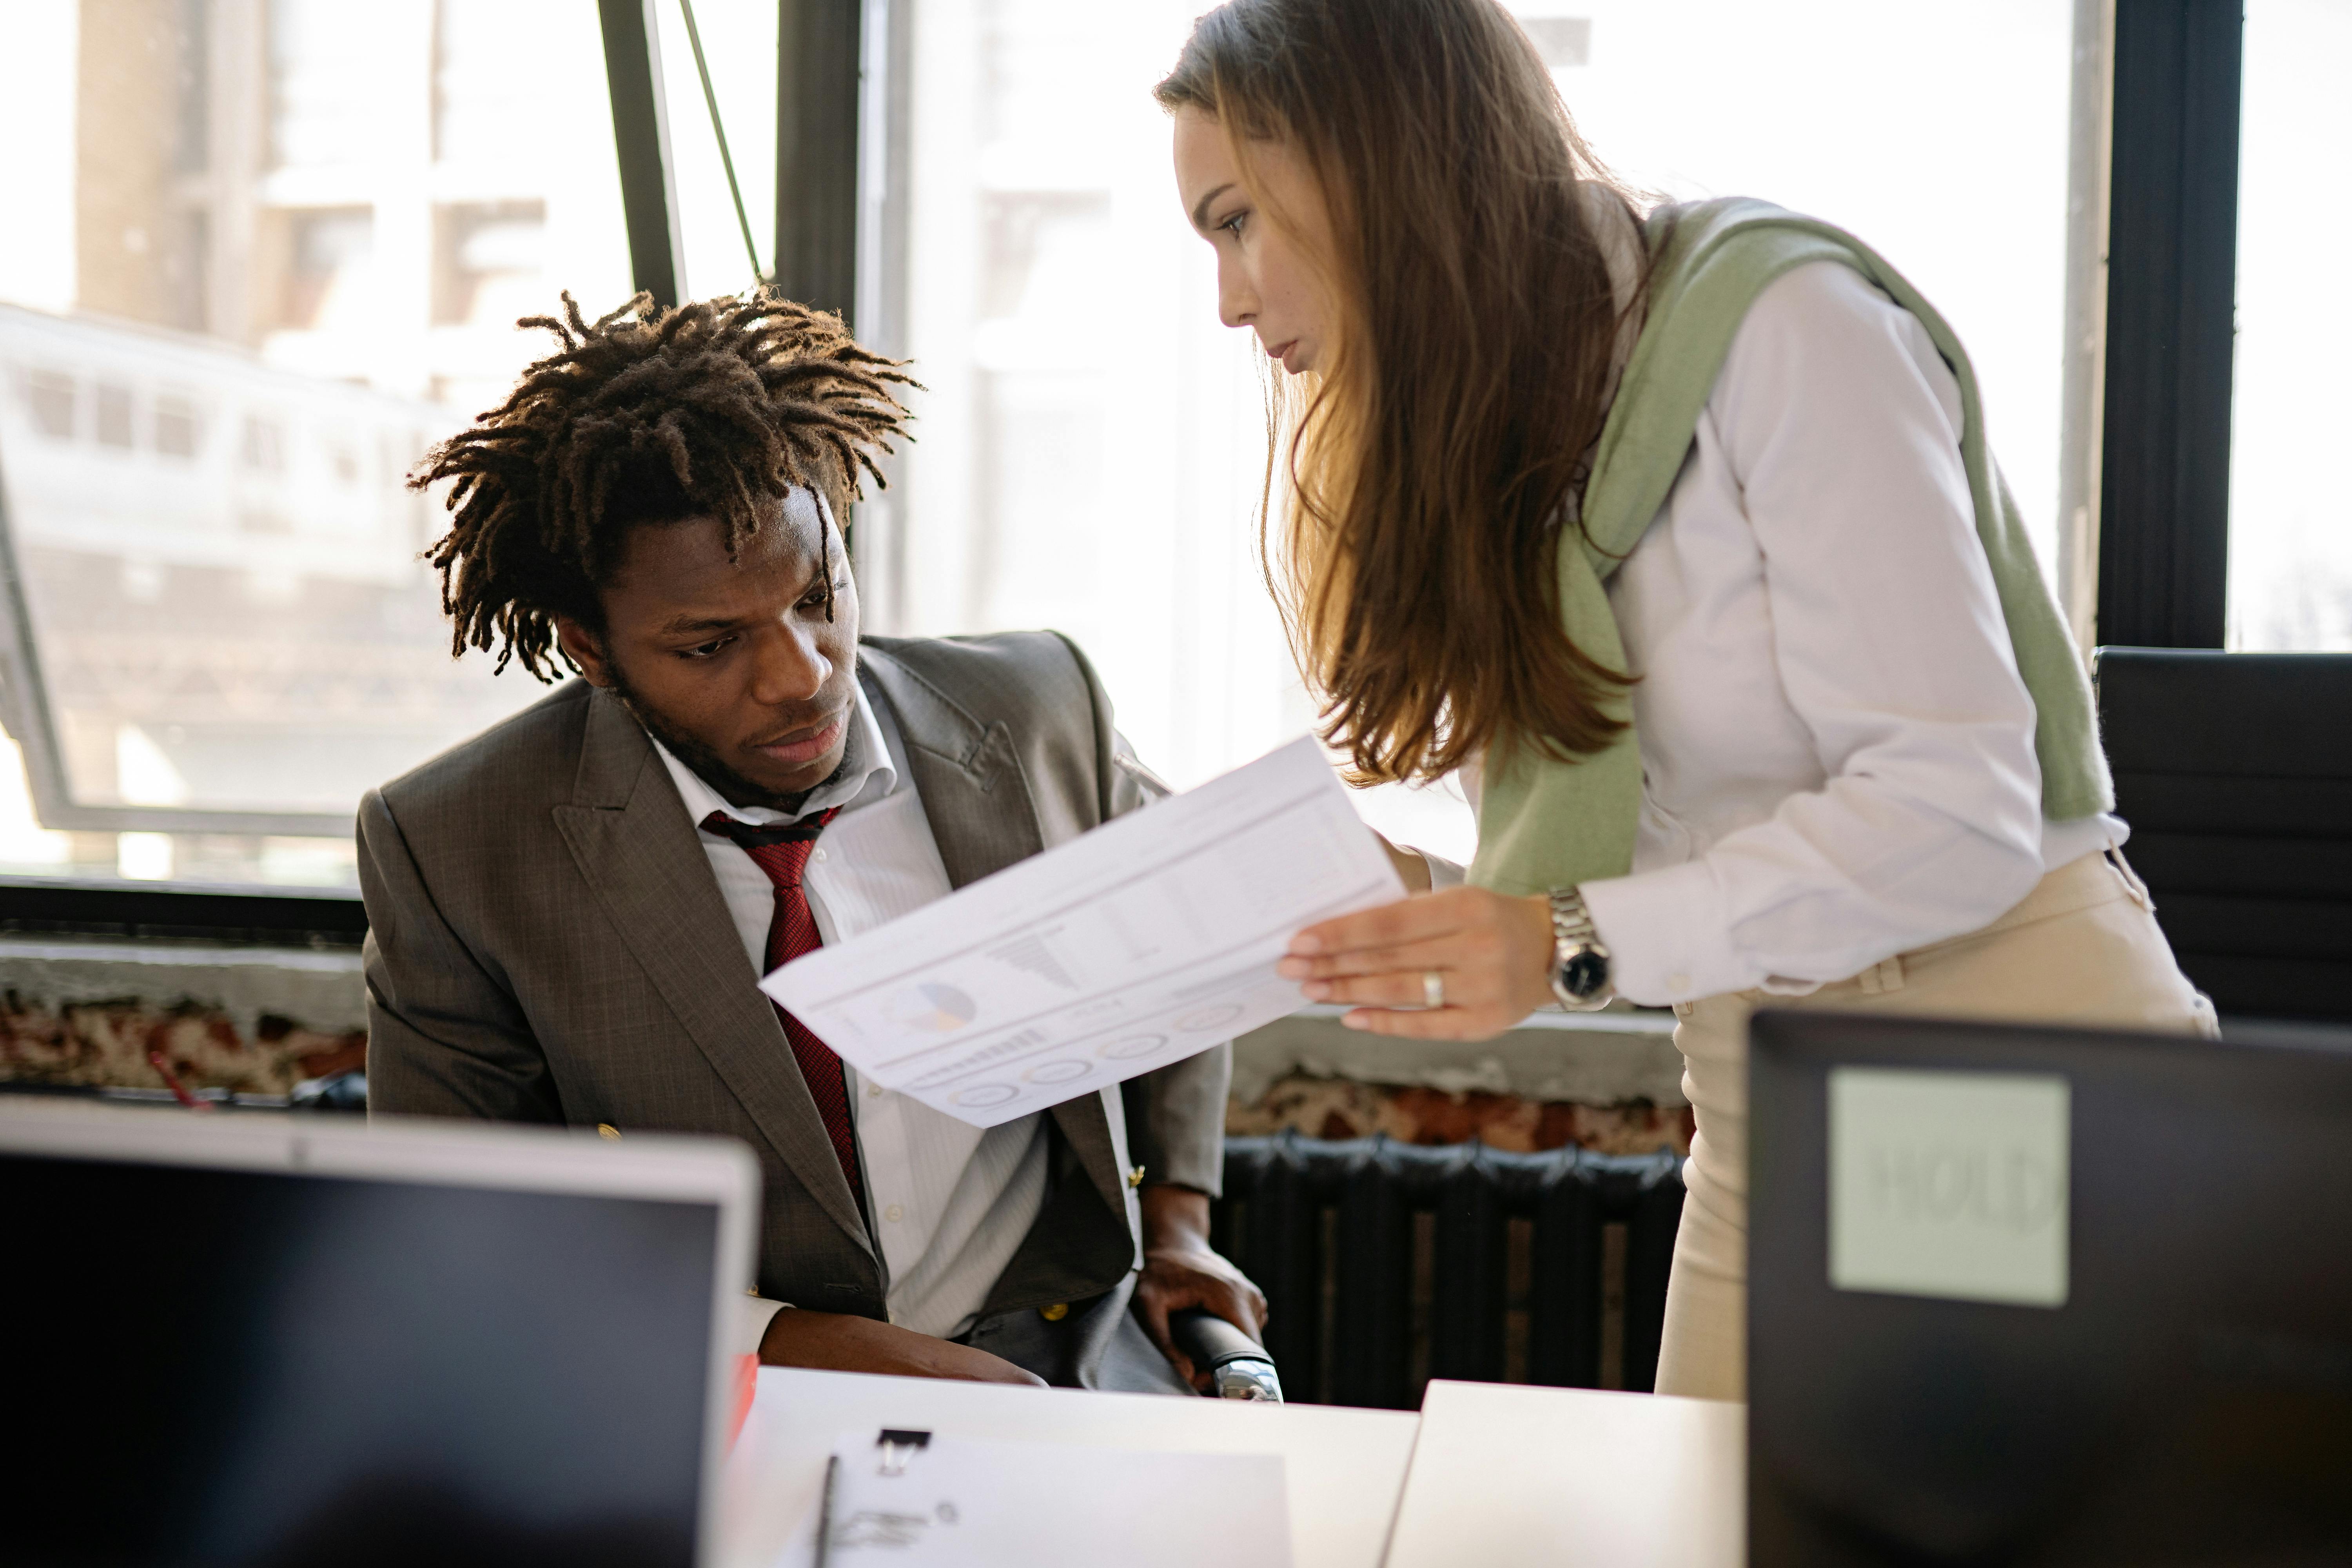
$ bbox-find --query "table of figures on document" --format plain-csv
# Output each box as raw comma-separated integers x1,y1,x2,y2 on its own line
763,737,1406,1128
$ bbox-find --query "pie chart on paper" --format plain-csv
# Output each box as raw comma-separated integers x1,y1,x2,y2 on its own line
1099,1033,1169,1060
886,982,978,1033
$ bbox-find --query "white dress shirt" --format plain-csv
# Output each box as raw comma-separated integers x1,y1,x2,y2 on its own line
1537,259,2123,1007
652,677,1133,1352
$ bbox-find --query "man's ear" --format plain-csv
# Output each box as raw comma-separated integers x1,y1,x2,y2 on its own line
553,615,615,688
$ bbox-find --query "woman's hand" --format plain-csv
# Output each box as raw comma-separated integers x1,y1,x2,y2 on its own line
1278,885,1556,1040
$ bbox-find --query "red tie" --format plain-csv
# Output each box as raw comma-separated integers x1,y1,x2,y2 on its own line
702,808,861,1203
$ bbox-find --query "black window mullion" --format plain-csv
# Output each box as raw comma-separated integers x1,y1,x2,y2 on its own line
599,0,688,308
2098,0,2245,650
772,0,865,322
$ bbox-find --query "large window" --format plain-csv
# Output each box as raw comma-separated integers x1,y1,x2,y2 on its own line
877,0,1298,819
2227,0,2352,651
8,1,2247,891
868,1,2075,863
0,0,633,885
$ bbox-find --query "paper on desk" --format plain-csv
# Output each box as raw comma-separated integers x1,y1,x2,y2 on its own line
783,1430,1291,1568
762,736,1403,1128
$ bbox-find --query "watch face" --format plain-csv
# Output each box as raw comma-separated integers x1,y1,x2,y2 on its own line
1559,948,1611,998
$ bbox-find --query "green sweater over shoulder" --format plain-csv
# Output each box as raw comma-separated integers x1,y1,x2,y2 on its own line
1465,198,2112,898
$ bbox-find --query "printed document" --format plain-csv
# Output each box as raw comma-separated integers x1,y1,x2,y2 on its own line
787,1429,1290,1568
762,737,1403,1128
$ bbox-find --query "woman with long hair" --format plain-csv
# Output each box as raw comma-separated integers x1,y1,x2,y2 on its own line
1158,0,2212,1400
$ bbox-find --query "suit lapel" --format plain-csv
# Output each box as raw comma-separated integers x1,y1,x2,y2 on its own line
859,644,1131,1223
550,687,871,1249
858,645,1046,890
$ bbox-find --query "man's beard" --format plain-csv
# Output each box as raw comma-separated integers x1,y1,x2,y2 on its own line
606,665,848,815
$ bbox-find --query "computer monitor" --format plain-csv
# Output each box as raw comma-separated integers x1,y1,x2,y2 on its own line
0,1102,759,1568
1748,1011,2352,1566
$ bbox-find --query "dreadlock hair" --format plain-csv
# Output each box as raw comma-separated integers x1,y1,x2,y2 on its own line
411,290,915,681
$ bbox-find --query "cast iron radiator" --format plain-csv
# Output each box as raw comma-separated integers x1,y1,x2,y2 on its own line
1209,1131,1685,1407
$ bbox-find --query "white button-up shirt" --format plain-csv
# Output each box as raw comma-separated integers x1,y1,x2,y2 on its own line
1565,260,2124,1004
651,680,1073,1351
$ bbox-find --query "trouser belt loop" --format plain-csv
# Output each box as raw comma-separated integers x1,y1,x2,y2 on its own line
1857,954,1906,995
2106,845,2157,912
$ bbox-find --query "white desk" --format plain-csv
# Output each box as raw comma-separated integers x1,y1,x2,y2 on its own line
1383,1381,1745,1567
717,1368,1420,1568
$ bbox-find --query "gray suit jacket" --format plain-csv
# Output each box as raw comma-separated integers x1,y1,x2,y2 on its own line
359,632,1230,1323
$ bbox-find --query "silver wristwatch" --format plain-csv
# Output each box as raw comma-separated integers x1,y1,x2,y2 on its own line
1546,887,1615,1011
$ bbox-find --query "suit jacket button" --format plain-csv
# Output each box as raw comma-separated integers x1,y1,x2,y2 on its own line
1039,1302,1069,1322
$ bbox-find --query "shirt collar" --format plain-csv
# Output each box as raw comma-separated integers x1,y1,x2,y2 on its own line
651,679,897,831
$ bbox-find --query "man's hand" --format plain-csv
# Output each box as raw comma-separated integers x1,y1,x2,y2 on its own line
757,1307,1045,1386
1133,1184,1269,1392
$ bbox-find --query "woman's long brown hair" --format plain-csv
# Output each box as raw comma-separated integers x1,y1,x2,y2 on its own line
1157,0,1648,785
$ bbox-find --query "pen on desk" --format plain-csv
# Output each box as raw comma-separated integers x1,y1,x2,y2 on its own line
148,1050,215,1112
815,1453,838,1568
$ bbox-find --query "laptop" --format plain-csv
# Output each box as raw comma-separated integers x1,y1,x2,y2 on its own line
0,1102,759,1568
1748,1011,2352,1566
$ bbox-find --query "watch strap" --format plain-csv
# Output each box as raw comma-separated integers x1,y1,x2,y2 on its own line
1546,886,1615,1009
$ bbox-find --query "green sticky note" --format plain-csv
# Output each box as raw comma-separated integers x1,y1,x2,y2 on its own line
1828,1067,2070,1308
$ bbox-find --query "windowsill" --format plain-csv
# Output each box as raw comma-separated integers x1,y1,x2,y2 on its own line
0,933,366,1035
1231,1003,1685,1109
0,934,1688,1109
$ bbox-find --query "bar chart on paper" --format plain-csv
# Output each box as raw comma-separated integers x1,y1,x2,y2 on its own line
762,738,1404,1127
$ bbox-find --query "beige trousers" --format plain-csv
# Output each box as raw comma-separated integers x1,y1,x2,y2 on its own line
1651,851,2218,1403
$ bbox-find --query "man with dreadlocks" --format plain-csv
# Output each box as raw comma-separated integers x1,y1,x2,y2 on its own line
359,292,1259,1393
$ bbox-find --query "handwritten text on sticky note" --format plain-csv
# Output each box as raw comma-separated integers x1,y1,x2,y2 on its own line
1829,1067,2069,1308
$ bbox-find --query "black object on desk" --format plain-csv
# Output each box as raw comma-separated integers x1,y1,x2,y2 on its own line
1748,1010,2352,1566
1171,1307,1283,1401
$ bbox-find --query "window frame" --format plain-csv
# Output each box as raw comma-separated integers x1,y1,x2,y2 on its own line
2094,0,2245,650
0,466,354,838
0,875,365,947
772,0,867,321
599,0,690,307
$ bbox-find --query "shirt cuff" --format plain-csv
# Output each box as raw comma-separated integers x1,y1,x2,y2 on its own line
1418,849,1468,890
736,1295,791,1357
1578,858,1749,1007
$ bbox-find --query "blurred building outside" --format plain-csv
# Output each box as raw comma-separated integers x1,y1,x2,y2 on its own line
0,0,635,885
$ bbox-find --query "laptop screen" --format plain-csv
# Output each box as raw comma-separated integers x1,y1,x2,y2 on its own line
4,1120,739,1568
